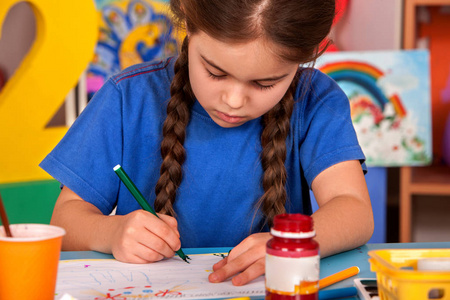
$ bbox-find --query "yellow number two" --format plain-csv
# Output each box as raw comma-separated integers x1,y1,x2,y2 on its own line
0,0,97,184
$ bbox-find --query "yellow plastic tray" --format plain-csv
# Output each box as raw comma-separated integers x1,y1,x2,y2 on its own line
368,249,450,300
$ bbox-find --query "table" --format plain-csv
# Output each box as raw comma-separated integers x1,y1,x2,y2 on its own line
60,242,450,299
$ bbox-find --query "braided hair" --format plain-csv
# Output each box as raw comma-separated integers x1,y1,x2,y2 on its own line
155,0,335,227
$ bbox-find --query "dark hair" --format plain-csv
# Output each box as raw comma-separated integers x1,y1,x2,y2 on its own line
155,0,335,227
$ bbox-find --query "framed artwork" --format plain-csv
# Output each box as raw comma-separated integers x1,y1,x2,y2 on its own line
316,50,432,166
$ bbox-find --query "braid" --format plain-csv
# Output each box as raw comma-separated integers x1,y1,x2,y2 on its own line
154,37,194,216
258,72,299,228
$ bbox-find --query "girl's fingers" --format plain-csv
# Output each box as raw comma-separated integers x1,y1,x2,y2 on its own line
141,231,177,258
136,242,166,262
212,256,228,271
138,211,181,252
134,221,179,258
225,247,241,263
112,210,180,261
209,233,270,284
113,241,165,263
231,257,265,286
209,250,259,283
158,213,180,237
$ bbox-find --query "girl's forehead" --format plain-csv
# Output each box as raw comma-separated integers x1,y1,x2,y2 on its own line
191,31,296,75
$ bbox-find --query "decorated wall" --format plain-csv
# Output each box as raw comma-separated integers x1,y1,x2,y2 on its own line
87,0,180,98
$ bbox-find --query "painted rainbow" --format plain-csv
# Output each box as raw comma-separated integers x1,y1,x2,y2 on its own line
320,61,407,118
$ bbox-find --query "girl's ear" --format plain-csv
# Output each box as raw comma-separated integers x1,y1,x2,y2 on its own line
184,21,193,38
185,23,190,37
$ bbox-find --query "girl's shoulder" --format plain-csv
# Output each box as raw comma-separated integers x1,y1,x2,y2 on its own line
86,57,177,115
109,56,176,87
292,67,352,129
296,67,340,91
294,67,348,105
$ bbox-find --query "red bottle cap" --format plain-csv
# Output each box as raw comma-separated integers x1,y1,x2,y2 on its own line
271,214,314,237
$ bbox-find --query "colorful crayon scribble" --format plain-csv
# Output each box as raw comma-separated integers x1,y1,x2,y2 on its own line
56,254,265,300
95,293,127,300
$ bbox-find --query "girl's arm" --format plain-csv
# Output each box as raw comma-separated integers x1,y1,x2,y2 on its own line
51,186,182,263
310,160,374,257
209,160,374,285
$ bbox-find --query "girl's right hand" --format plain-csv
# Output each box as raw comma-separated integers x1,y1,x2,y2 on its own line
110,210,181,263
51,186,181,263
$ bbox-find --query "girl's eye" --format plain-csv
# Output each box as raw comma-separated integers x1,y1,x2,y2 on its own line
207,70,226,80
255,82,275,91
207,69,275,91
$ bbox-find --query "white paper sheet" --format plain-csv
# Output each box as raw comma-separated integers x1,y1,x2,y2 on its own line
55,253,265,300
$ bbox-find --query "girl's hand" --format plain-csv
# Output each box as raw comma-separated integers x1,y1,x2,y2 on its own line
208,232,271,286
110,210,181,264
51,186,182,261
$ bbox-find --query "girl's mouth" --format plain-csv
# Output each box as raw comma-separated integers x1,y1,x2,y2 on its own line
217,111,244,124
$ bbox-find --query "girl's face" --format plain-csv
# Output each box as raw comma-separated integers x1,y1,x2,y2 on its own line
188,31,299,128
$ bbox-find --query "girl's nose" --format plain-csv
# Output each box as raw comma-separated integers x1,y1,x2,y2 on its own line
222,84,248,109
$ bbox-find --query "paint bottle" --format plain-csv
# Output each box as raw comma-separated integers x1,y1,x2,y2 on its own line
265,213,320,300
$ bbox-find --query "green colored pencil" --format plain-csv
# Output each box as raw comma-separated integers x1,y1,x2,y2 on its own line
113,164,190,263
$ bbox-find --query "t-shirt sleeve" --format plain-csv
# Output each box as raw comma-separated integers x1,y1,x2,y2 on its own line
298,70,367,187
39,79,123,214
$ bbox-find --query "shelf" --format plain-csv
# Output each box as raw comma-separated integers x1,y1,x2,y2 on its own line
399,166,450,242
409,166,450,194
403,0,450,48
400,0,450,243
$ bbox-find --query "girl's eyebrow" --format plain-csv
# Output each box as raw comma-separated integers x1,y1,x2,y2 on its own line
200,54,290,82
201,54,228,74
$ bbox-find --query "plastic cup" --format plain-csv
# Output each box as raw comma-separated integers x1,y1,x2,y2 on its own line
0,224,66,300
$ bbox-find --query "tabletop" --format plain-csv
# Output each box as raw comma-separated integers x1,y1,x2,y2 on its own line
60,241,450,299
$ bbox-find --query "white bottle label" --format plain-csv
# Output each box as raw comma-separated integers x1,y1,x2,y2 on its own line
265,253,320,294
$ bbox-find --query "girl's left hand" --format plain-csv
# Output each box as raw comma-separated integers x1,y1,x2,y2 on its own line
208,232,271,286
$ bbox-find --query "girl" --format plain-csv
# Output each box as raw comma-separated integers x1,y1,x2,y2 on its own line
41,0,374,286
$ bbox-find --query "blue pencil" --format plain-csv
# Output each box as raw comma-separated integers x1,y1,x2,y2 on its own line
318,286,358,300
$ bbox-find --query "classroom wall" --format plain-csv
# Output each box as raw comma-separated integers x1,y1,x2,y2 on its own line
2,0,448,242
333,0,402,51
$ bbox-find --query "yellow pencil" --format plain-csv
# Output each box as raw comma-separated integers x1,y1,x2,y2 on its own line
319,266,360,289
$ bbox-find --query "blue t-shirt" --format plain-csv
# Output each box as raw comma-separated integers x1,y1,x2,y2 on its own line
40,57,366,248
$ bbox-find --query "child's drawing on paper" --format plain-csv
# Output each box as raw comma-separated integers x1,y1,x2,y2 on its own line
55,254,265,300
316,50,432,166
